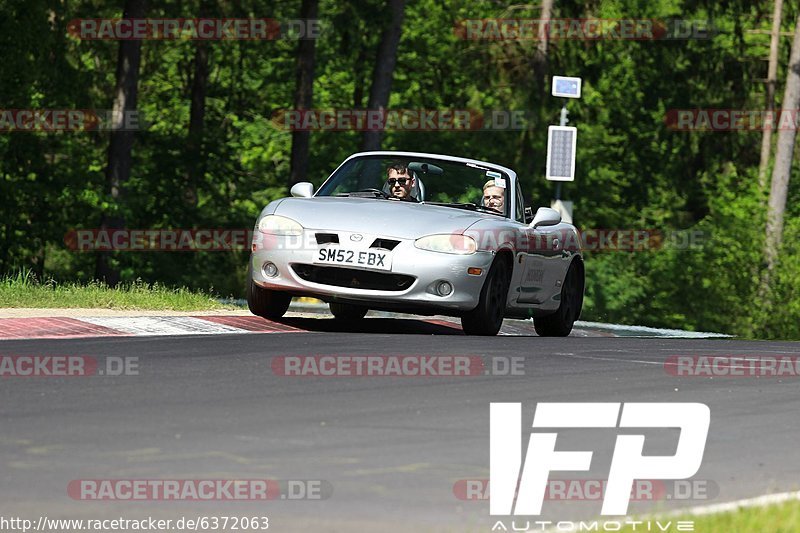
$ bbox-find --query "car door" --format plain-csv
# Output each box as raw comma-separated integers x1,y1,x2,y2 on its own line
516,182,564,305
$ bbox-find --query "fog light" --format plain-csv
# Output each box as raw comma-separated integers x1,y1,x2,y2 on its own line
436,280,453,296
263,262,278,277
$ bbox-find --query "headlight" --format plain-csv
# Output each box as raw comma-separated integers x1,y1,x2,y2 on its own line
414,234,477,255
257,215,304,236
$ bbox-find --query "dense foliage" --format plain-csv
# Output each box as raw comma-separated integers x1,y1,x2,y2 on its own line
1,0,799,338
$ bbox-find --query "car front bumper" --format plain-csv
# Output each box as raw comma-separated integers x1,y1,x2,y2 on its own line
249,229,495,312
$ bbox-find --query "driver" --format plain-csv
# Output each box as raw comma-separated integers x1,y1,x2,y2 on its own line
385,164,416,201
482,180,505,213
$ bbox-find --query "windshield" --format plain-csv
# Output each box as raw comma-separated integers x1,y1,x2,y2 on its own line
316,155,511,217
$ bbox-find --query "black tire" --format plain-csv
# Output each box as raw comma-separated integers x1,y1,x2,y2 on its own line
461,255,511,336
247,266,291,320
329,302,368,320
534,260,584,337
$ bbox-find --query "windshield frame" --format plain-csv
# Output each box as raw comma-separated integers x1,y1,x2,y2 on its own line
315,151,519,219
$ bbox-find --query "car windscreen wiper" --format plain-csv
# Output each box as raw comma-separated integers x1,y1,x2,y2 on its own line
334,189,390,199
425,201,477,210
473,205,504,215
425,202,503,215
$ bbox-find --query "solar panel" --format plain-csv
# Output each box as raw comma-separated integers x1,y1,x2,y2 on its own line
546,126,577,181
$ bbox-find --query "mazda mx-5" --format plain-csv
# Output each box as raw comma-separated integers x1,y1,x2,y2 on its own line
247,151,584,336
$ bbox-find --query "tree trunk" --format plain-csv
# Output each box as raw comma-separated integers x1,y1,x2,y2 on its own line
95,0,146,286
289,0,319,187
532,0,553,99
185,34,210,207
360,0,406,152
518,0,553,192
764,14,800,278
353,45,367,107
758,0,784,188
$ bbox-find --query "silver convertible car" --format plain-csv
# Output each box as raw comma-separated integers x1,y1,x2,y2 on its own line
247,151,584,336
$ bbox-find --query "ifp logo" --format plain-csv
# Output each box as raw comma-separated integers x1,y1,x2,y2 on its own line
490,402,710,516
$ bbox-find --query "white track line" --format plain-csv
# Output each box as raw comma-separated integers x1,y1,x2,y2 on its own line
666,489,800,517
546,490,800,532
575,321,732,338
555,351,800,374
555,352,666,366
78,316,248,336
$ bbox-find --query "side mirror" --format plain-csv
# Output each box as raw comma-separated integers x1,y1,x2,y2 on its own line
529,207,561,229
290,182,314,198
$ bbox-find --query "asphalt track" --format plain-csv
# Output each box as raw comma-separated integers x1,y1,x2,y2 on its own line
1,316,800,532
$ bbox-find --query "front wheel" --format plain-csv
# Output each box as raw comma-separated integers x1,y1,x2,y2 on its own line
329,302,368,320
534,260,584,337
247,266,292,320
461,256,511,336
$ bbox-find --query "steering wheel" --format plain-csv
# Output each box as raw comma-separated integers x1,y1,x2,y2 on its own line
358,188,391,199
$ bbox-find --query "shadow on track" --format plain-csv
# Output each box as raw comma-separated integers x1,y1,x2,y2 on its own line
275,316,465,335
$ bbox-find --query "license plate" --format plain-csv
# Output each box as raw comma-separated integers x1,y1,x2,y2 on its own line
314,247,392,271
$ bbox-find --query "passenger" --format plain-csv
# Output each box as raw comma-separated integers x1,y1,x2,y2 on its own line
482,180,505,213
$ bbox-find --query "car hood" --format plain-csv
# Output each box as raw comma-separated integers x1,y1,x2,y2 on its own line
273,197,491,239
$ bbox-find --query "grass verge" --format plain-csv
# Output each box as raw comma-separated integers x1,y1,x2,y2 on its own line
0,271,238,311
619,499,800,532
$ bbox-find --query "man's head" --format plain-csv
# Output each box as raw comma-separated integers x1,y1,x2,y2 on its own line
483,180,505,213
386,164,415,200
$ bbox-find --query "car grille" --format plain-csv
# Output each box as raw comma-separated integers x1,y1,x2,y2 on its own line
291,264,414,291
370,238,400,251
315,233,339,244
314,233,400,251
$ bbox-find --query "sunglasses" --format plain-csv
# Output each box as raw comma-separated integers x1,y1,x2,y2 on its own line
388,178,410,186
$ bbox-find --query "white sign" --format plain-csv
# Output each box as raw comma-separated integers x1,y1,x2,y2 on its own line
552,76,582,98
